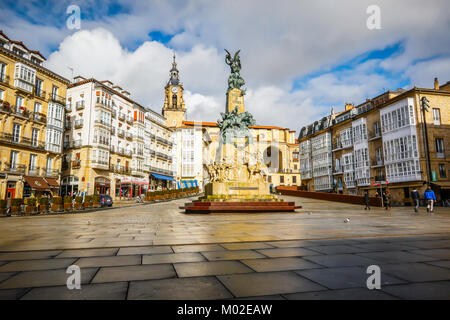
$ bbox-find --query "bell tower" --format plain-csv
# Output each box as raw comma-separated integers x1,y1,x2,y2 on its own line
162,53,186,128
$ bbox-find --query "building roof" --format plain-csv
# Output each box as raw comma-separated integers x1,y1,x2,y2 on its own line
181,121,293,131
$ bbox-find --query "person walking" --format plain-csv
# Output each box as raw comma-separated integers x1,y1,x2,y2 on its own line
411,188,420,213
364,191,371,210
424,186,436,213
383,190,392,211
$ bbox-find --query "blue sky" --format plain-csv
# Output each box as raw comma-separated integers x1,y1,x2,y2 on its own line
1,0,449,129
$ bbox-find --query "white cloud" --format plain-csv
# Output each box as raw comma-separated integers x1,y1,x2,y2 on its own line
3,0,449,131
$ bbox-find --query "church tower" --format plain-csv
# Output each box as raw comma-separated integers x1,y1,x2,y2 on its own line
162,53,186,128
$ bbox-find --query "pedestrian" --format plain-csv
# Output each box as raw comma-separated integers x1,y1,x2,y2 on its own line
411,188,420,213
424,186,436,213
383,190,392,210
364,191,370,210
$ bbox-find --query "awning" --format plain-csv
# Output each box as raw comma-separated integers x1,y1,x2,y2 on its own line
431,181,450,189
151,173,175,181
24,176,50,190
44,177,59,188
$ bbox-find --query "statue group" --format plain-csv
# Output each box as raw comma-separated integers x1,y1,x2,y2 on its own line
217,106,256,143
205,162,265,183
225,49,246,93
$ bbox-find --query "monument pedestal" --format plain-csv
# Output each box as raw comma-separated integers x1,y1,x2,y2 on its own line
203,181,275,201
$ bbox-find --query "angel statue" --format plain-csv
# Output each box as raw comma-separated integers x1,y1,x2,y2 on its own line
225,49,246,92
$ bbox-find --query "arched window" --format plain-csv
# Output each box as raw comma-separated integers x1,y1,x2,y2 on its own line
172,94,177,108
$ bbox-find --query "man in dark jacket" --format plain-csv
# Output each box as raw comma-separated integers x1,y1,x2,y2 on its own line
411,188,420,212
364,191,370,210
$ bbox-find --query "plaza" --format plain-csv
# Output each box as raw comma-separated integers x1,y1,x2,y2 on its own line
0,196,449,300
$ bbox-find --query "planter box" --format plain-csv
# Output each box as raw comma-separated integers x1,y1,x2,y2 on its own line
11,206,21,214
39,205,48,213
25,206,36,213
74,203,83,210
83,202,91,209
0,208,7,215
51,204,63,212
64,203,72,211
92,202,101,208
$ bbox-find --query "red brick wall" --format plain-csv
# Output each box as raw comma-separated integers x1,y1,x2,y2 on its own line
277,187,382,207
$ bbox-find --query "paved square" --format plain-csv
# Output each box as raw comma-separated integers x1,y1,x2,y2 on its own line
0,196,449,299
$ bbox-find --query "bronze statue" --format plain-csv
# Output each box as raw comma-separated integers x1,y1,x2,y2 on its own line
225,49,246,92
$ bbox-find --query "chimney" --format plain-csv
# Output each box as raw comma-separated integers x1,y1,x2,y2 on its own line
434,78,439,90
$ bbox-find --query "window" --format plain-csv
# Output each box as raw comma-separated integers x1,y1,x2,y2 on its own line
280,176,285,184
35,78,43,95
32,128,39,146
52,85,58,98
268,175,272,183
10,151,18,168
433,108,441,126
0,88,4,100
0,62,6,80
12,123,21,142
436,138,445,158
439,164,447,178
46,158,52,172
29,154,37,171
15,96,24,109
292,176,297,184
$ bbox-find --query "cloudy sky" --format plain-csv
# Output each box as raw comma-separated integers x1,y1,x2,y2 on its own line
1,0,449,131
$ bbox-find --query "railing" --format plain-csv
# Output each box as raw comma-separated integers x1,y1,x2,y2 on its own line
13,106,31,118
94,119,111,127
27,166,41,176
117,147,125,155
65,104,72,112
374,175,386,182
74,119,83,128
126,115,133,124
111,127,115,135
63,142,70,150
111,165,131,174
32,112,46,123
49,93,66,105
0,74,10,85
125,150,132,156
45,168,59,177
371,158,384,167
64,121,71,130
117,129,125,137
333,166,343,174
75,101,85,110
118,112,125,121
95,98,111,109
368,129,381,140
73,139,82,147
437,152,445,159
72,160,81,169
0,132,45,149
111,110,117,118
125,132,133,140
3,162,26,174
34,89,46,100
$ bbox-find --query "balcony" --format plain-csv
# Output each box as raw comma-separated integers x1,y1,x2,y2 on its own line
374,175,386,182
49,93,66,105
73,140,82,148
94,119,111,128
371,158,384,168
34,89,46,100
13,106,31,119
64,120,71,130
63,142,70,150
72,160,81,169
0,74,10,86
111,127,115,135
65,104,72,112
368,129,382,141
3,163,26,174
111,165,131,174
44,168,59,177
125,150,132,157
118,112,125,121
345,180,356,188
126,115,133,124
131,167,145,176
333,166,343,175
32,112,46,123
0,133,45,150
74,119,83,128
117,129,125,137
27,166,40,176
117,147,125,155
75,101,85,110
437,152,445,159
111,109,117,118
95,98,111,110
91,159,109,170
125,132,133,140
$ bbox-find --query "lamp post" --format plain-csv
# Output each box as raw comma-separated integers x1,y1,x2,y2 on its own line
420,96,432,186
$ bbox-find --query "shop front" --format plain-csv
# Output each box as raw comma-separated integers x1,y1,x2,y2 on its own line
118,177,149,199
150,173,176,190
61,176,79,196
44,177,60,196
94,177,110,195
178,179,198,189
23,176,51,198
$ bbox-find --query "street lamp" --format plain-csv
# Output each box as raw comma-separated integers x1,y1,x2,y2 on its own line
420,96,432,186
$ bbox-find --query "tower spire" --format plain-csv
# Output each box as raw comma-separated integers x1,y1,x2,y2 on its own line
168,52,180,85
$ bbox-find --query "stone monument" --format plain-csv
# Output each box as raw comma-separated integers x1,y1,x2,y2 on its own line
185,50,295,213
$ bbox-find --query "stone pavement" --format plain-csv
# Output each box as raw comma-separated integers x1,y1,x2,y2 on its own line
0,196,449,299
